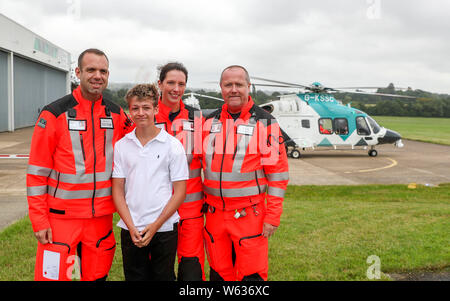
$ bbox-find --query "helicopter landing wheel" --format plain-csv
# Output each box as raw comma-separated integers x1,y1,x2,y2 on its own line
368,149,378,157
291,149,301,159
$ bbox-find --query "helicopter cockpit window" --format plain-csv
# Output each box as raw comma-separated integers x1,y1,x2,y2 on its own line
367,116,381,134
356,116,371,135
334,118,348,135
318,118,332,134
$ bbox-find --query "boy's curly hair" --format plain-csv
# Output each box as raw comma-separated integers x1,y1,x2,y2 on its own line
125,83,159,107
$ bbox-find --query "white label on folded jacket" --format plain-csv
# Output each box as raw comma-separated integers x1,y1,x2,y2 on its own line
100,118,114,129
237,124,255,136
43,250,60,280
68,120,87,131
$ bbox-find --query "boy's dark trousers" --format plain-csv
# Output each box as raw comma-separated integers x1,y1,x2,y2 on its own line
120,224,178,281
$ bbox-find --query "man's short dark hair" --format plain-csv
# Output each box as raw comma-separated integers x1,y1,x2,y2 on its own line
158,62,188,83
220,65,250,84
78,48,109,69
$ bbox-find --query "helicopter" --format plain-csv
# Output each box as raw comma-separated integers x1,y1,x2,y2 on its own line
181,78,412,158
250,77,414,158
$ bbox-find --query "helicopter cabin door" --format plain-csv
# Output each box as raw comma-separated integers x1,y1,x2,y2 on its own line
278,114,314,148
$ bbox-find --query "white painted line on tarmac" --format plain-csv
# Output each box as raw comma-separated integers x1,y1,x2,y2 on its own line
344,157,398,174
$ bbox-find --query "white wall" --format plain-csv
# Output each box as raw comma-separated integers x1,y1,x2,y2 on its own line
0,13,70,72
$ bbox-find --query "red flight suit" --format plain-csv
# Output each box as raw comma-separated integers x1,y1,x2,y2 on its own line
27,86,133,281
202,97,289,281
155,99,205,280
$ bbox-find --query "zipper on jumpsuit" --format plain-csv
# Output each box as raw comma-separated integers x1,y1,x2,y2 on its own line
91,102,97,217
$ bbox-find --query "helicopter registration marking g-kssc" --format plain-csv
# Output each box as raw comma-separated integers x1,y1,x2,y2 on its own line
260,92,404,158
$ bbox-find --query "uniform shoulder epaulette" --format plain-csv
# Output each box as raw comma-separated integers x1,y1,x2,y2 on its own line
251,105,277,126
102,97,122,114
205,108,222,120
184,104,200,121
43,94,78,118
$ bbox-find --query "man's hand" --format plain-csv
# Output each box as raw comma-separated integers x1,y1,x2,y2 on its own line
263,223,278,238
34,228,53,244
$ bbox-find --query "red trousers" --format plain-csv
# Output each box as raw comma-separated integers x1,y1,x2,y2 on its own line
34,214,115,281
203,201,268,281
177,216,205,280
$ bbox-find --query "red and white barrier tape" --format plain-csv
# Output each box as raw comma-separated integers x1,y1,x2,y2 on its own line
0,154,29,159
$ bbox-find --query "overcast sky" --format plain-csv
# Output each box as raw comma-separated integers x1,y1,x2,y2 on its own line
1,0,449,93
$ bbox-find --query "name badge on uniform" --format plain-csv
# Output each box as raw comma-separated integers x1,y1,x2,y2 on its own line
183,120,194,132
155,123,166,130
100,118,114,129
237,124,255,136
68,119,87,131
210,123,222,133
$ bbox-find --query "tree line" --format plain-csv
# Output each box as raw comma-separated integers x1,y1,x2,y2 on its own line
74,82,450,118
336,83,450,118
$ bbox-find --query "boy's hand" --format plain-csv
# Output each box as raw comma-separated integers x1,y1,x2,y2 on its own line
137,223,159,247
129,226,143,246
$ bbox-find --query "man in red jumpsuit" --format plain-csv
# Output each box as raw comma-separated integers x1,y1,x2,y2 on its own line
27,49,133,281
155,62,205,280
202,65,289,281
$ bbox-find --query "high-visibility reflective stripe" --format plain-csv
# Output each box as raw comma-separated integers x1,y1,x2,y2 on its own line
29,165,114,184
204,116,271,199
185,130,194,164
27,165,52,177
204,185,267,198
189,168,201,179
46,120,115,185
204,125,218,170
267,186,286,198
47,186,111,200
49,170,111,184
204,168,265,182
231,116,257,173
266,172,289,182
184,191,204,203
67,112,86,174
104,126,114,176
27,185,48,196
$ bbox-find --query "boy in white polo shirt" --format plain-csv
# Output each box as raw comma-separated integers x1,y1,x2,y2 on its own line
112,83,188,281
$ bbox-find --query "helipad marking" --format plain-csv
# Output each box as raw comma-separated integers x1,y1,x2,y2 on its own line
0,154,29,159
344,157,398,174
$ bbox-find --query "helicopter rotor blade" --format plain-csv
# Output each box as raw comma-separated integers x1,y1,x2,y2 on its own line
335,86,409,91
183,92,224,101
250,76,309,89
251,83,296,88
333,89,416,98
336,86,388,89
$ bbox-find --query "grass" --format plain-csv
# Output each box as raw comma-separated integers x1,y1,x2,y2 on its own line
1,184,449,281
270,184,450,280
374,116,450,145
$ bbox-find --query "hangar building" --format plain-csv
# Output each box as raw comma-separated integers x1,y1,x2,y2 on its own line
0,13,71,132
